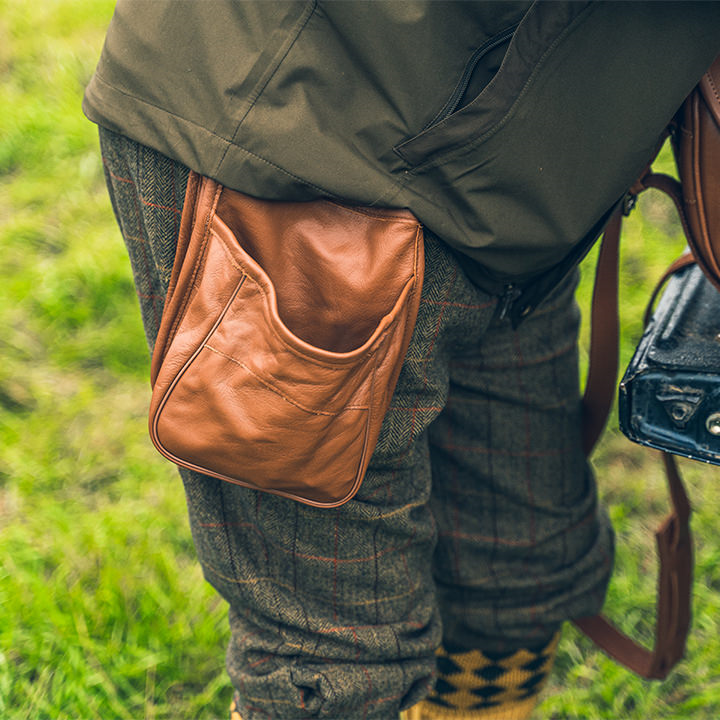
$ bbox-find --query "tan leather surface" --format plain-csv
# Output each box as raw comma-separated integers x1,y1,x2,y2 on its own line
148,174,424,507
677,53,720,291
700,54,720,126
215,190,419,353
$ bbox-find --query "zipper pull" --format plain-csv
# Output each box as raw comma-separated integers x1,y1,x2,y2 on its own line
497,284,521,321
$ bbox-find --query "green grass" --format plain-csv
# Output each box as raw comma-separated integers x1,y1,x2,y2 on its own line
0,2,230,718
1,2,720,718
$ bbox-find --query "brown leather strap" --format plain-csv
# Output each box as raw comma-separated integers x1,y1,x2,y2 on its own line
581,207,622,456
640,172,696,243
643,253,696,327
575,185,694,679
573,450,692,679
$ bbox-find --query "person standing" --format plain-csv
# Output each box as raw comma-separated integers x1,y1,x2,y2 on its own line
84,2,720,718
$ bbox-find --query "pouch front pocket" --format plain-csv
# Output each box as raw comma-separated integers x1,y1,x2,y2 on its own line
149,175,423,507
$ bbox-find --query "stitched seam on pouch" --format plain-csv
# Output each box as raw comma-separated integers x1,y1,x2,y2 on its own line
706,70,720,104
203,344,369,415
323,199,420,225
213,228,244,273
167,183,223,344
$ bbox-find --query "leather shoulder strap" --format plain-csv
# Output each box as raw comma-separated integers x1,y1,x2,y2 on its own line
576,187,694,680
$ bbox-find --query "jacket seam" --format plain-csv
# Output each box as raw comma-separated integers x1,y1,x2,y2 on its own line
90,71,229,140
214,0,318,176
89,70,340,198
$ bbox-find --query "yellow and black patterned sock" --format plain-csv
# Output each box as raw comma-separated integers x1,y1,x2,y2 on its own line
402,632,560,720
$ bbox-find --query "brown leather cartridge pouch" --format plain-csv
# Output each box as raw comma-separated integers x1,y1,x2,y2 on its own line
148,173,424,507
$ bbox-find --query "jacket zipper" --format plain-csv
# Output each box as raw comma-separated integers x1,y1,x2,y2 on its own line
497,284,522,321
424,24,518,130
503,197,626,326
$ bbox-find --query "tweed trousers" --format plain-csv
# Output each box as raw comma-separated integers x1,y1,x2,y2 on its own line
99,127,613,720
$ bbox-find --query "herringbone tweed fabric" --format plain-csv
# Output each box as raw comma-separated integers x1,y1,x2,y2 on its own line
99,126,613,720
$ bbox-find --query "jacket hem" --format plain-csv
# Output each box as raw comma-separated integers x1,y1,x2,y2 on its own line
83,72,338,200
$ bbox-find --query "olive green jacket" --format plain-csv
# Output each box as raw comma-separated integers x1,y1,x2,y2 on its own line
83,1,720,318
